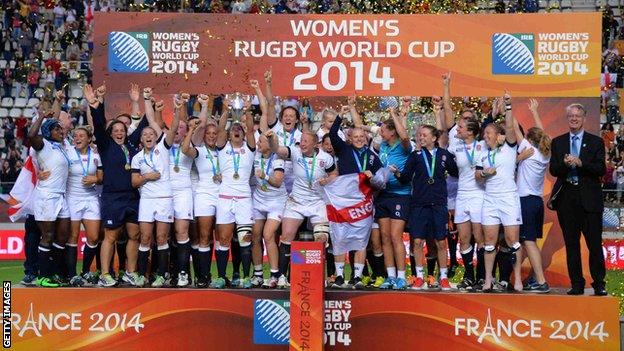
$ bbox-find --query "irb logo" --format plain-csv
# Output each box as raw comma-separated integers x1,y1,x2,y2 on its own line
492,33,535,75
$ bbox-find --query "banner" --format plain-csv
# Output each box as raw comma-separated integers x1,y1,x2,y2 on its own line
290,241,325,351
93,13,601,97
5,288,619,350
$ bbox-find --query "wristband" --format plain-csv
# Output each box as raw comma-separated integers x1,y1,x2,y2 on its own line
480,170,487,177
263,174,270,182
505,104,512,111
131,114,141,120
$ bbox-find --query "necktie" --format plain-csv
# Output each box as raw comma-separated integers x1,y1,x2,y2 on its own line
568,135,579,184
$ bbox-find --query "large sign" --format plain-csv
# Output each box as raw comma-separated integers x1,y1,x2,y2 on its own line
4,288,619,350
93,13,601,97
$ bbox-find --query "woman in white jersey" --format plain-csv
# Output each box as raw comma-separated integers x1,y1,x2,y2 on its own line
274,131,338,288
449,117,485,292
249,130,286,288
211,99,256,289
28,115,71,287
65,126,102,286
183,96,220,288
475,92,523,292
131,96,179,287
513,99,551,293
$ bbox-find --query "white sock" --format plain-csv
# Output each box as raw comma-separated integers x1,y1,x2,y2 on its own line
354,263,364,278
416,266,424,278
387,266,397,279
335,262,345,277
440,267,448,279
397,270,406,279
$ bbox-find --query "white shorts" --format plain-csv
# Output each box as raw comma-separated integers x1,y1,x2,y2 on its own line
216,196,254,225
283,197,327,224
194,192,218,217
253,194,287,222
454,193,484,224
173,189,193,220
67,196,101,221
372,222,379,229
447,196,456,211
139,197,174,223
481,193,523,227
33,190,70,221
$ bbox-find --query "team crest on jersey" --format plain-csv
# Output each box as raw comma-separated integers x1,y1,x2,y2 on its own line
319,160,325,167
442,155,447,161
94,158,99,166
154,149,160,155
240,148,246,154
476,144,482,151
396,204,401,211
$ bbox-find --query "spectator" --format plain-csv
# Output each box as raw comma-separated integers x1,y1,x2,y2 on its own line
1,30,17,61
12,60,28,98
18,22,34,58
1,66,13,98
616,163,624,204
26,66,40,98
0,160,17,194
53,2,66,28
605,84,621,123
604,159,617,202
602,40,620,73
602,122,616,151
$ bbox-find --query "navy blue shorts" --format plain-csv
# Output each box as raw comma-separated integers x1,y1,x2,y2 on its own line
408,204,448,240
101,191,139,229
519,195,544,242
374,193,410,221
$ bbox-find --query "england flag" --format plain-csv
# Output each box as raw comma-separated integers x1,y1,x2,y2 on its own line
320,172,376,255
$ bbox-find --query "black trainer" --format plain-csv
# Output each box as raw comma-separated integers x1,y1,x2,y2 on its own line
331,275,346,289
457,278,475,292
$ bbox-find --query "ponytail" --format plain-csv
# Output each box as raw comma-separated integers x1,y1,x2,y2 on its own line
526,127,551,156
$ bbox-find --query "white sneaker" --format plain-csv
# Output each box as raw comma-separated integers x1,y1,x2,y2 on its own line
250,275,264,288
277,274,290,289
177,271,190,287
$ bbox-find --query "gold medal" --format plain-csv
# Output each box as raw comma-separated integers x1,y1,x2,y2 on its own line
173,166,180,173
491,169,497,176
233,172,240,180
427,178,435,185
261,184,268,192
124,164,131,171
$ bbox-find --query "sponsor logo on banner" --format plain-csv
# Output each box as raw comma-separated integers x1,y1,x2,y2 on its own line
108,32,150,73
492,33,535,74
253,299,289,345
291,249,322,265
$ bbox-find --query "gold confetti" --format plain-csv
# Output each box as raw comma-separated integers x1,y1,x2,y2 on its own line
223,69,228,74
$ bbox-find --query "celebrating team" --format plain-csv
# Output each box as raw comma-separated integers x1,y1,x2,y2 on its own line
26,71,554,293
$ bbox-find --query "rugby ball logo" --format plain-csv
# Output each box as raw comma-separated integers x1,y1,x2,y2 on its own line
108,31,150,73
492,33,535,75
253,299,290,345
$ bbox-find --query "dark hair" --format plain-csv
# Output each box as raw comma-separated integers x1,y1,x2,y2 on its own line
485,122,505,135
106,120,127,137
280,106,300,120
322,133,331,143
603,122,614,131
420,125,441,139
462,117,481,138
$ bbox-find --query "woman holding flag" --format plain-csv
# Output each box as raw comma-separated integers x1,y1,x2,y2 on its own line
324,106,383,289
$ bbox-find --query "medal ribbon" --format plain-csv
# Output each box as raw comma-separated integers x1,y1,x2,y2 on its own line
302,152,317,188
422,148,437,181
74,147,91,176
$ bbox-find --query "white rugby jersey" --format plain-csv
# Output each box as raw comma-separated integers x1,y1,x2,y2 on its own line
253,152,287,200
131,137,172,198
217,141,255,197
476,141,518,195
272,120,301,193
288,146,335,203
168,142,193,192
66,146,100,198
194,144,220,195
516,138,550,197
450,139,486,194
35,138,71,194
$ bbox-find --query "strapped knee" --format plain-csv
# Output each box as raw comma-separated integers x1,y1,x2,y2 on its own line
236,225,253,247
313,224,330,243
508,242,521,253
484,245,496,254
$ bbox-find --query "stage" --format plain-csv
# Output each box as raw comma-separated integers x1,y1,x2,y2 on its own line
5,286,620,350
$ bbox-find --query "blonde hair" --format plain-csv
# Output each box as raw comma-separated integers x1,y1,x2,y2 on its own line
526,127,551,156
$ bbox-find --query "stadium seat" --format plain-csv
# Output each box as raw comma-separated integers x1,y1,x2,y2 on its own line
562,7,572,11
0,108,8,118
9,108,22,118
23,107,36,118
27,98,40,107
13,97,27,108
9,60,15,69
560,0,572,7
33,88,44,98
69,87,83,99
596,0,607,7
0,60,6,69
539,0,548,8
0,97,13,108
548,0,560,8
607,0,618,6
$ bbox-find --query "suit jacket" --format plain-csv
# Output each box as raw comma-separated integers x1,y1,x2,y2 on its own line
549,131,606,213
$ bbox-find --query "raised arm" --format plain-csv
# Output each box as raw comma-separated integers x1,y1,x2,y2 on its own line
347,95,369,131
442,72,453,130
264,68,277,127
142,87,163,138
192,94,210,147
129,83,141,119
528,98,544,130
216,99,229,148
28,107,46,151
178,93,190,123
182,118,199,158
166,96,181,147
503,91,516,145
330,108,348,152
390,106,411,150
244,98,256,150
52,90,64,120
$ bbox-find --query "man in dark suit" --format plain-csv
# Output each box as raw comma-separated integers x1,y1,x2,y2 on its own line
549,103,607,296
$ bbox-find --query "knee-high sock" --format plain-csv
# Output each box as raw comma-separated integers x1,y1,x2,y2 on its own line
38,245,53,278
156,244,169,277
82,242,98,274
476,247,485,281
176,240,191,274
138,246,150,277
197,246,211,279
215,245,229,279
278,242,291,276
461,247,475,282
447,234,458,267
241,245,252,278
326,247,335,276
231,239,241,278
65,243,78,278
191,245,200,279
52,243,67,278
